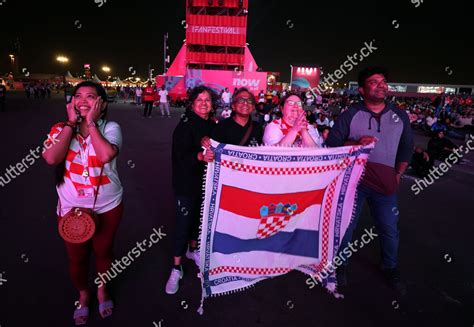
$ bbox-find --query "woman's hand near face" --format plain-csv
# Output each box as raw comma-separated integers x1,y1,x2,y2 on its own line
66,97,78,123
86,97,104,125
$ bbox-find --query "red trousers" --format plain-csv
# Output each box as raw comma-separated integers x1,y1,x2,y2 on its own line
58,203,123,291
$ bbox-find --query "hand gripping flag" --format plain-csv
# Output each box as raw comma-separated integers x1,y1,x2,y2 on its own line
198,141,373,309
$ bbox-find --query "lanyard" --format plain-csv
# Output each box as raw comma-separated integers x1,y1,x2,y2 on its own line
77,135,91,180
74,119,104,180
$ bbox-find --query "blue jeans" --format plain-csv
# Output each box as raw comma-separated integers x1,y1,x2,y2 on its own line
339,184,399,269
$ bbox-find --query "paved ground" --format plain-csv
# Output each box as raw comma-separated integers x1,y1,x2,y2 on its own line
0,93,472,327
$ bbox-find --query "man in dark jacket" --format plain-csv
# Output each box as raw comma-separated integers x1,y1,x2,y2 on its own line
326,67,413,294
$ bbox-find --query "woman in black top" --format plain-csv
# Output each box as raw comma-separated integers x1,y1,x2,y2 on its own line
166,85,217,295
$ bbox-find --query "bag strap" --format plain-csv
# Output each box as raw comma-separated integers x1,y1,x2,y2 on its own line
92,165,104,211
92,120,108,211
239,120,254,146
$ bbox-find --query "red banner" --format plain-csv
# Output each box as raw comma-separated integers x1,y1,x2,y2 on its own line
186,15,247,47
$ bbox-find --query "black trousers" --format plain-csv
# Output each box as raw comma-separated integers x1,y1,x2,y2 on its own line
173,194,202,258
0,99,5,112
143,101,153,116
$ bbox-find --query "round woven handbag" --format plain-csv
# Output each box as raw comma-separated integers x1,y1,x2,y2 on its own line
58,208,98,244
58,164,104,244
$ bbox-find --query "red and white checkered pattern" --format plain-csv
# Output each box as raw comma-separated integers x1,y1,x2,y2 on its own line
48,122,111,190
313,178,338,272
221,159,362,175
256,215,291,239
209,266,291,276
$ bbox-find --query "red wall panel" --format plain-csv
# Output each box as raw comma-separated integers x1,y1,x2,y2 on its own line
187,52,244,65
187,15,246,27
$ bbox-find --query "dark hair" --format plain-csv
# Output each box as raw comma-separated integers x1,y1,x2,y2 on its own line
279,92,302,108
187,85,219,112
321,126,331,133
55,81,108,186
357,66,388,87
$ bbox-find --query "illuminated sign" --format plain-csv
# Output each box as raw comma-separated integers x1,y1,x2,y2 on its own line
418,86,444,93
295,67,319,76
291,66,320,91
388,84,407,92
445,87,456,93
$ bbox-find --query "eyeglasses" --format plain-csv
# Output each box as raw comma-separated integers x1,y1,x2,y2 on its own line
235,97,255,104
286,100,303,107
195,98,211,103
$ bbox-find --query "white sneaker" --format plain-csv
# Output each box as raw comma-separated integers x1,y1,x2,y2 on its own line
186,248,200,267
165,268,183,295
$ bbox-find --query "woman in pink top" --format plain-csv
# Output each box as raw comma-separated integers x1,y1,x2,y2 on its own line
43,81,123,325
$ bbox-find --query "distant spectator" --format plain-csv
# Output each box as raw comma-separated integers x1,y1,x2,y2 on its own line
410,146,433,177
320,126,331,147
0,83,6,112
142,82,155,118
221,87,231,110
159,85,171,118
427,130,456,161
135,86,143,105
316,113,330,127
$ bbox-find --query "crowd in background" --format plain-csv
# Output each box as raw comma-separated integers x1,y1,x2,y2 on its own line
14,79,474,177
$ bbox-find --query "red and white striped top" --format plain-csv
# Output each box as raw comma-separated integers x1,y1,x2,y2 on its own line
46,120,123,216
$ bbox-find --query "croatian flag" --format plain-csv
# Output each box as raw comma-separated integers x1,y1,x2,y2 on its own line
199,141,372,299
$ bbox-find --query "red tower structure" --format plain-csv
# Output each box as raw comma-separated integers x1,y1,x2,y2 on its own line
157,0,267,100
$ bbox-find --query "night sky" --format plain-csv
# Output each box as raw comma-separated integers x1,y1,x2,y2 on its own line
0,0,472,84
